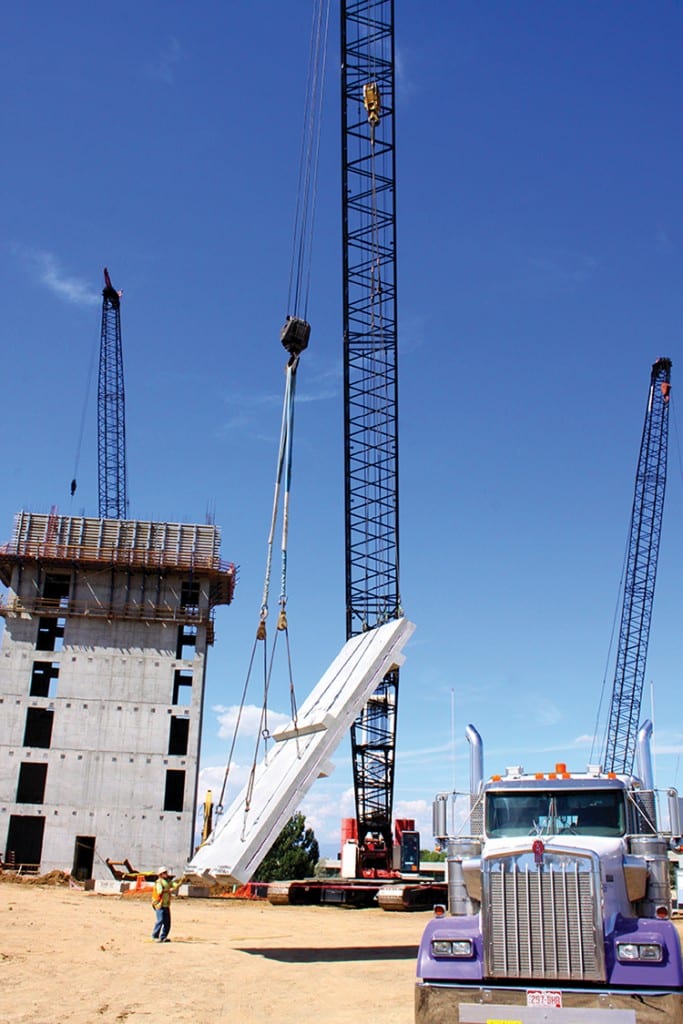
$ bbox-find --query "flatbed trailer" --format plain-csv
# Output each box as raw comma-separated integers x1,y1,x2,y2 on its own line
267,876,447,909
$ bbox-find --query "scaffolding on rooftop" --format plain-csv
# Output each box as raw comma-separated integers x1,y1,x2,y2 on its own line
0,511,236,606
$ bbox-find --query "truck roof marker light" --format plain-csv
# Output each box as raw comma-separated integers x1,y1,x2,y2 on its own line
534,772,544,780
491,775,501,782
655,905,670,919
433,904,446,918
561,772,571,779
608,772,617,779
555,763,567,774
548,773,557,780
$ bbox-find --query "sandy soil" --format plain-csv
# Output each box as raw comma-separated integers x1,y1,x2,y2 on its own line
6,876,681,1024
0,878,430,1024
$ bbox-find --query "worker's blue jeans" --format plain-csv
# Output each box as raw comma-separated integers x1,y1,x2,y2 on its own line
152,906,171,941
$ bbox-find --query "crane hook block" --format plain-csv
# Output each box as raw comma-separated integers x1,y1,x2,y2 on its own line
363,82,381,127
280,316,311,357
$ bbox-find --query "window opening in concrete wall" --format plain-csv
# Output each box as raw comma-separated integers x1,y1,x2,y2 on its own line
30,661,60,698
72,835,95,881
23,707,54,748
36,617,65,652
180,580,200,610
164,769,185,811
176,624,197,660
5,815,45,871
16,762,48,803
43,573,70,608
168,716,189,755
172,670,193,706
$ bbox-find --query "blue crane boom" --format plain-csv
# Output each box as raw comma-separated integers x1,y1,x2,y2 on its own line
97,268,128,520
603,356,672,774
341,0,400,871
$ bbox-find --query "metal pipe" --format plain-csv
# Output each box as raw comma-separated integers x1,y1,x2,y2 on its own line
636,719,655,789
466,724,483,796
432,793,448,842
668,788,681,839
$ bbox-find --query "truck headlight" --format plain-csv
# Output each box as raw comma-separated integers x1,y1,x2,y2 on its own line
431,938,473,958
638,944,664,961
616,942,663,963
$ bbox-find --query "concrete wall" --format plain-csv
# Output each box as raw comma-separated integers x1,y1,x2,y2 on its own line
0,555,214,879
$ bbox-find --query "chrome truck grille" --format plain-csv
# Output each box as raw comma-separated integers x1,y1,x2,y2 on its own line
483,850,605,982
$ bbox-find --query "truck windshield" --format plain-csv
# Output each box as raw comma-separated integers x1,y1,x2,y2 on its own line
486,789,625,838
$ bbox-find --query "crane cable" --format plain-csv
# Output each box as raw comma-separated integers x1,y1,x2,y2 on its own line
214,355,304,826
258,355,300,637
363,80,383,341
360,78,402,625
70,305,102,502
287,0,331,320
239,355,304,838
215,0,330,832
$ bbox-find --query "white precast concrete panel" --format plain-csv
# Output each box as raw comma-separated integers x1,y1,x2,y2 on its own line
187,617,415,884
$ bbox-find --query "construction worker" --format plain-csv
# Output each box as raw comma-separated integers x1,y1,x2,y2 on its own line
151,866,183,942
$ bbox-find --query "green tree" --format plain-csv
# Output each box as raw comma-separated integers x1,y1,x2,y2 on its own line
253,812,320,882
420,848,446,862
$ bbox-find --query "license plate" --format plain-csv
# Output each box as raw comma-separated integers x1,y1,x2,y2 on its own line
526,990,562,1008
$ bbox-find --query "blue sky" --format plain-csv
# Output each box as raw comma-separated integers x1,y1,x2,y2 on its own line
1,2,682,857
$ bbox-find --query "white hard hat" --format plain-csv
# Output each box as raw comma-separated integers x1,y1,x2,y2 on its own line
158,866,168,875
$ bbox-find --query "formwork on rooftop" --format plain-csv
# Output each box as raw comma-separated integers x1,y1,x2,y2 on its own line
0,512,237,644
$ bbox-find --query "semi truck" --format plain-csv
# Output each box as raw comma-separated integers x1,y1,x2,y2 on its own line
415,723,683,1023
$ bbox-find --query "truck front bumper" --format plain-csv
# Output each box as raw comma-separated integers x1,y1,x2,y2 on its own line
415,982,683,1024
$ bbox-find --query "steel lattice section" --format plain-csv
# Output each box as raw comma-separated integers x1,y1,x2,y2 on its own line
342,0,399,855
603,358,671,774
97,279,128,520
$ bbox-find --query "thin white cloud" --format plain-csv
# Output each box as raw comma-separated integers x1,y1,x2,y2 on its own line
19,247,99,306
395,45,416,99
652,741,683,756
213,702,290,741
294,385,337,404
147,37,183,85
217,372,337,442
299,785,356,849
221,378,337,411
396,740,455,762
527,250,598,288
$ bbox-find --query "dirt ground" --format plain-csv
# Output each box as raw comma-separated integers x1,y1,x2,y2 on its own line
5,877,682,1024
0,878,430,1024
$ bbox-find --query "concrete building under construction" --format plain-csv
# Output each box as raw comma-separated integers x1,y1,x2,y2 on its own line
0,510,235,879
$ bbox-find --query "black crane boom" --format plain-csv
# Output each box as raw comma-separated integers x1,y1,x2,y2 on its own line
97,268,128,520
341,0,400,870
603,357,672,775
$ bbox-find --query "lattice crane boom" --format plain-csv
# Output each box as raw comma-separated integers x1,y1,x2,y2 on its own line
97,268,128,520
341,0,400,870
603,357,672,775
